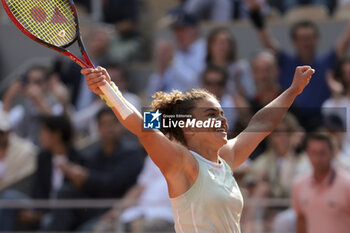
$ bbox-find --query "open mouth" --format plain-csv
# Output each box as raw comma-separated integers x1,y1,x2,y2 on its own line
216,128,226,132
215,124,228,133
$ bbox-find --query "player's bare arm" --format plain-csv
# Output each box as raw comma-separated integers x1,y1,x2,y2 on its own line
220,66,315,170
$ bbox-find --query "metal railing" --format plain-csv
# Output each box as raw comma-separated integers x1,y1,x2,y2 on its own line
0,198,292,233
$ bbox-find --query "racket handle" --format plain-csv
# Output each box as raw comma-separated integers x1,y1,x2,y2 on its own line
99,83,133,120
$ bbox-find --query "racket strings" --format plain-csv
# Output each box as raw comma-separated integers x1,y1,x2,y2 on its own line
6,0,77,47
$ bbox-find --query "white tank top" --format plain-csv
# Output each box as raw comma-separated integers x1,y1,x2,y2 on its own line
169,151,244,233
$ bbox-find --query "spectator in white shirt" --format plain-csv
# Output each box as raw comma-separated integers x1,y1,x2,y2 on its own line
148,9,206,94
93,156,173,233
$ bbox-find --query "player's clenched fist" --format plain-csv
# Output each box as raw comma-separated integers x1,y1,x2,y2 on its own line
290,66,315,95
81,66,111,95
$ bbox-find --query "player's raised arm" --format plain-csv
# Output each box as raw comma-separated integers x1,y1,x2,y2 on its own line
220,66,315,169
81,67,187,176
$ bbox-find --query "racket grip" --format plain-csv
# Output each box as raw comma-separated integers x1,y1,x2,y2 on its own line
99,83,133,120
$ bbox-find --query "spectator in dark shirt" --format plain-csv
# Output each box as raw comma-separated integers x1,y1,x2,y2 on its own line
0,115,81,231
280,0,332,13
248,0,350,130
42,107,144,231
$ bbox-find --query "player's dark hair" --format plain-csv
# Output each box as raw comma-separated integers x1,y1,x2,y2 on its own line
290,20,319,40
40,115,73,145
151,89,217,146
202,64,228,87
206,27,237,64
303,132,334,152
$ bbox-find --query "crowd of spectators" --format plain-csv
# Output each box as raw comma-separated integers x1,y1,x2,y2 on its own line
1,0,350,232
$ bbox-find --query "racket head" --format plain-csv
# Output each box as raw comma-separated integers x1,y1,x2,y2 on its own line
1,0,80,50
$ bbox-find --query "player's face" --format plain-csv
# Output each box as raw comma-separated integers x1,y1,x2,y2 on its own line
306,139,333,174
189,97,228,150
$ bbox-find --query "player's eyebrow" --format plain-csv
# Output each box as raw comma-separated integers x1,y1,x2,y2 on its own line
204,107,219,112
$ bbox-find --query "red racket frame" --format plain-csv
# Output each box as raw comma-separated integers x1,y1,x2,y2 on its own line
0,0,134,119
0,0,94,68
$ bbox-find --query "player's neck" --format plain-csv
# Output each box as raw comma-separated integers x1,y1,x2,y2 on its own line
189,145,219,163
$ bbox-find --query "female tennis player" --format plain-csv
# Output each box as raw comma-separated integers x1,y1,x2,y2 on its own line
82,65,314,232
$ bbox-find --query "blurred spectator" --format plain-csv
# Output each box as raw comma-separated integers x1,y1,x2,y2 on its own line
94,156,174,233
248,0,350,130
201,65,238,134
107,27,143,64
147,39,175,96
42,108,144,231
248,51,293,158
323,114,350,170
0,115,82,231
322,59,350,145
337,0,350,7
106,61,141,111
245,113,309,199
249,51,281,112
292,132,350,233
105,0,143,64
74,0,91,11
0,112,38,192
1,65,69,145
206,27,255,99
55,26,111,111
280,0,332,13
149,9,206,93
102,0,138,25
183,0,268,22
245,114,309,233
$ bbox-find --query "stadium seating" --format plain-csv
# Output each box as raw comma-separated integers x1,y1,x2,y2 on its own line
334,6,350,21
284,5,329,23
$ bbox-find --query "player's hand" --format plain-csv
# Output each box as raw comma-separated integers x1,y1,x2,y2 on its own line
290,66,315,95
81,66,111,95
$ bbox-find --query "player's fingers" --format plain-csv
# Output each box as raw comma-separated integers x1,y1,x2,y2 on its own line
96,66,111,82
85,76,107,86
304,68,315,78
81,68,94,75
84,72,104,82
296,66,311,74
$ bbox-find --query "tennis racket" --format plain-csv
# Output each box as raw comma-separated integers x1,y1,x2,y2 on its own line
0,0,132,119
